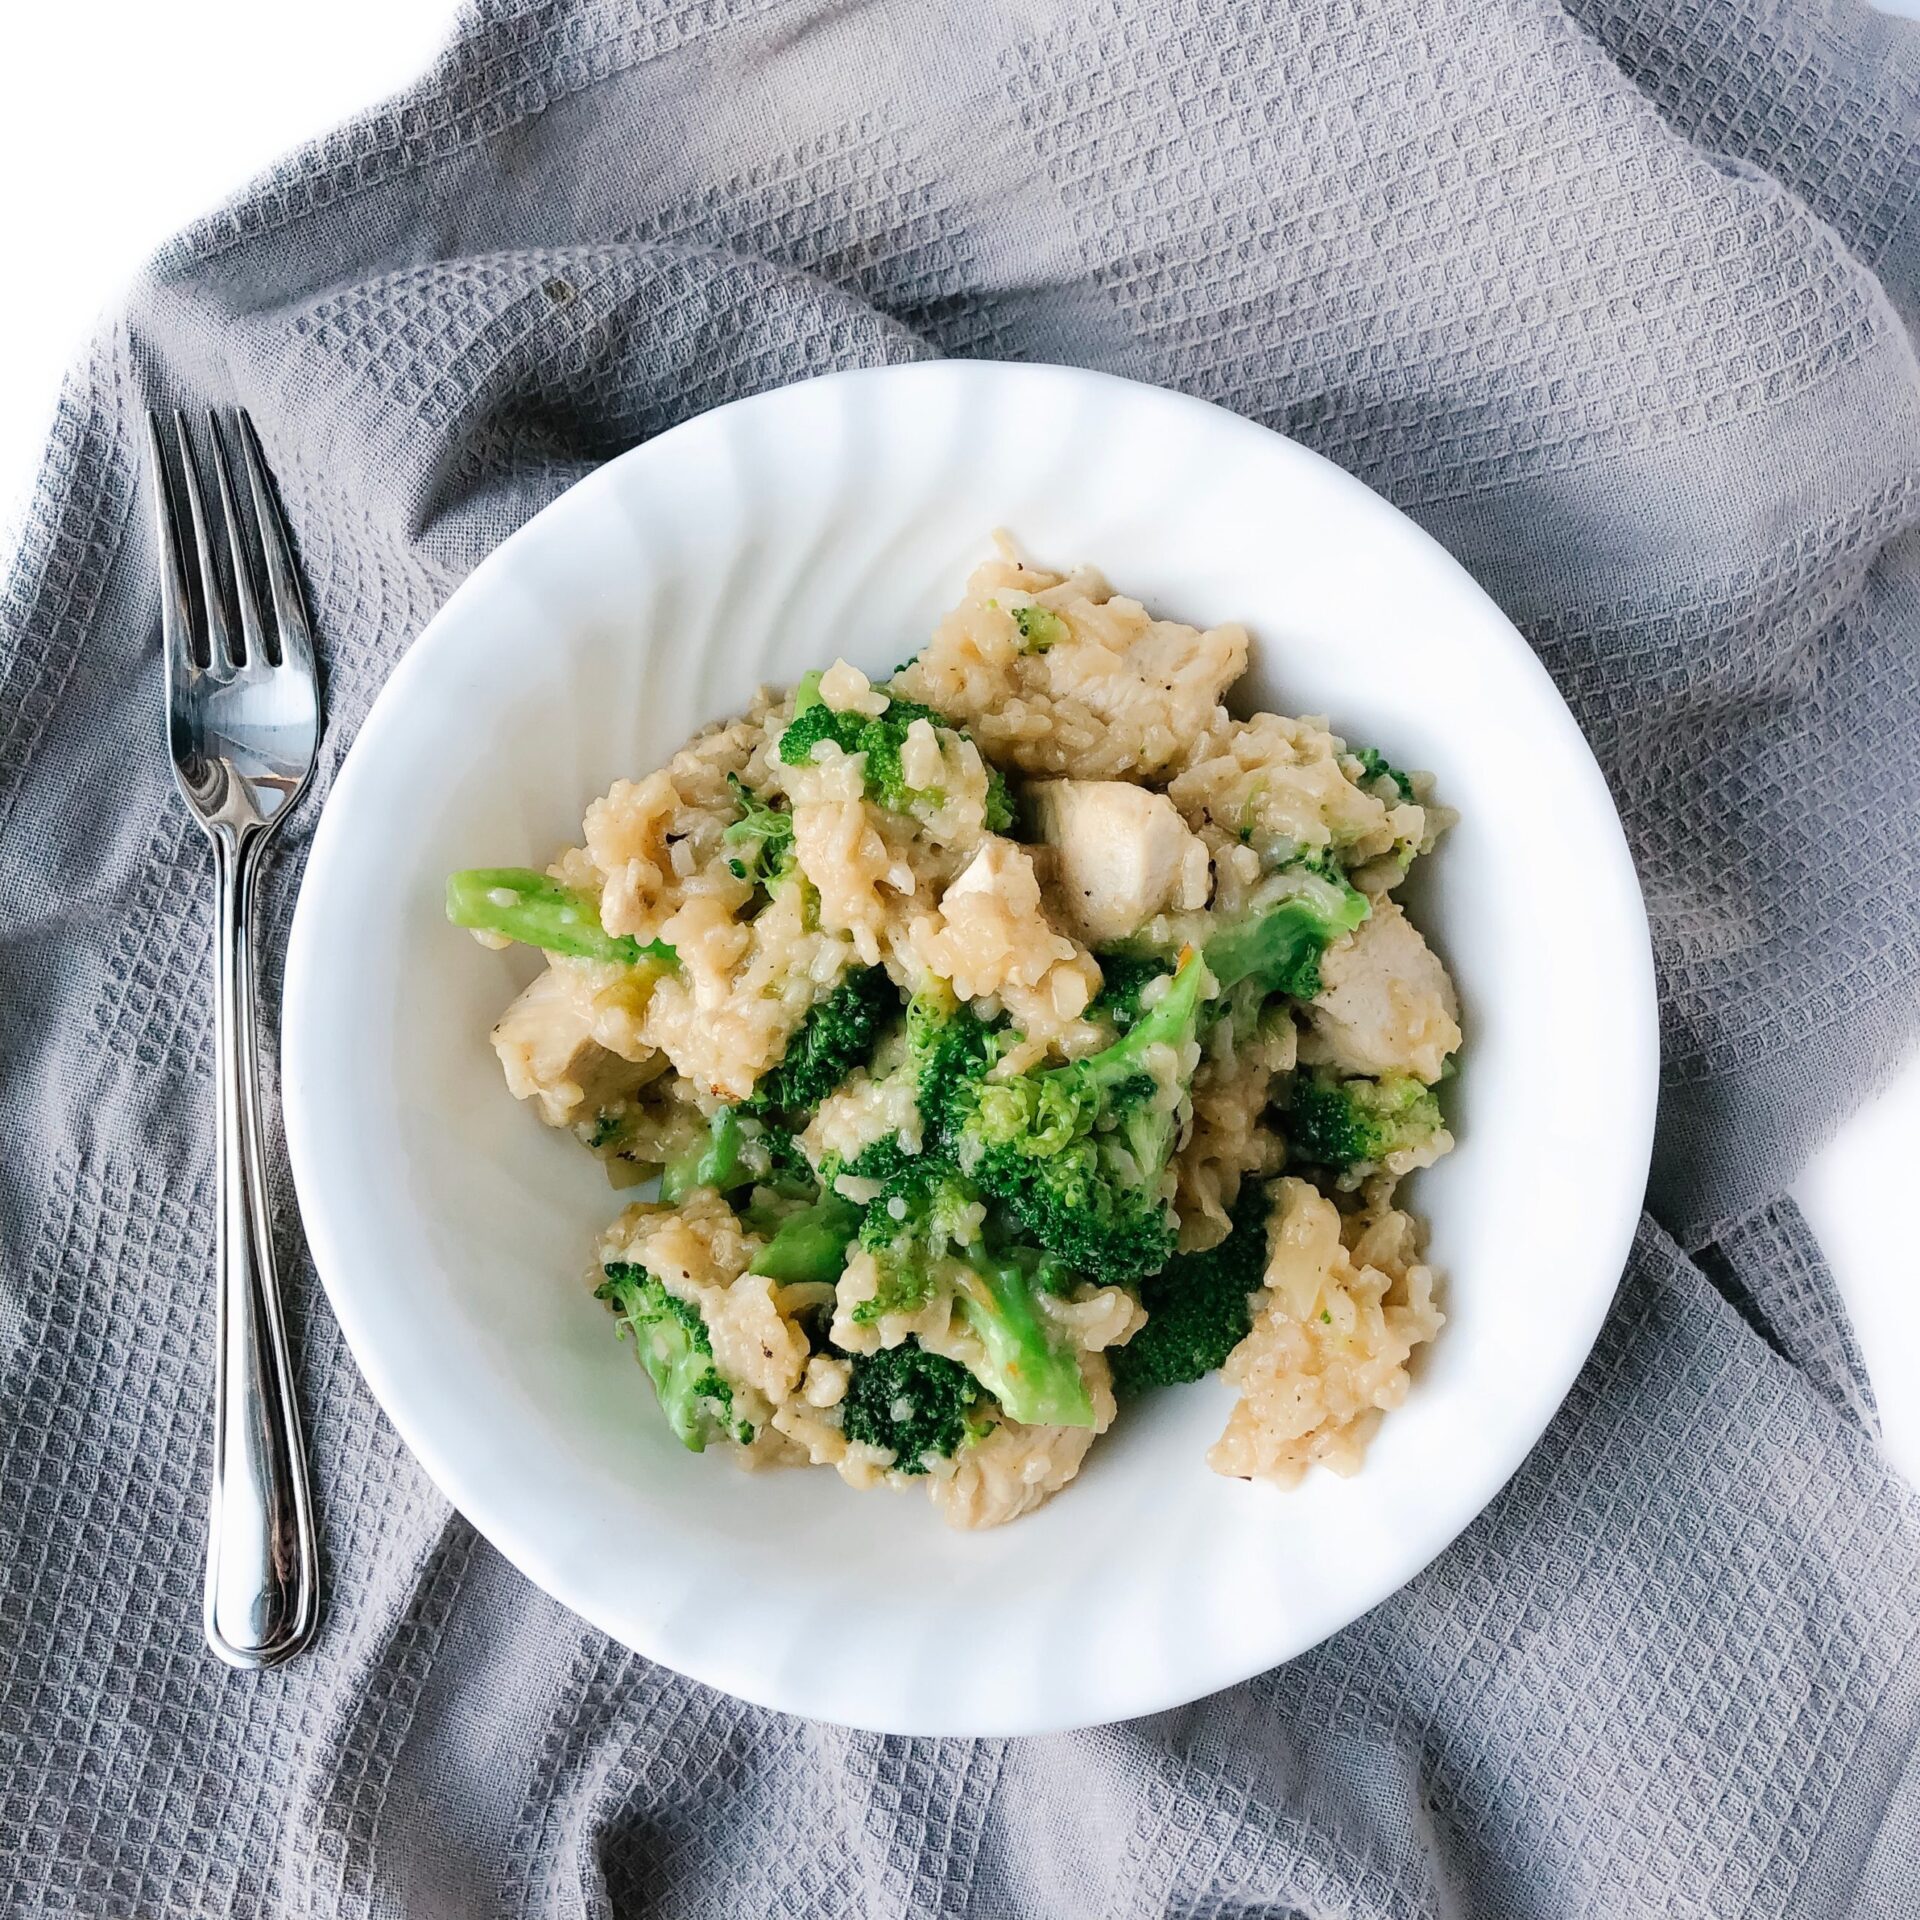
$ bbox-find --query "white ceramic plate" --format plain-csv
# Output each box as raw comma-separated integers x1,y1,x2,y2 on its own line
283,361,1656,1737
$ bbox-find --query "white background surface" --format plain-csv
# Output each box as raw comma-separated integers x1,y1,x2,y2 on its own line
2,1,1915,1485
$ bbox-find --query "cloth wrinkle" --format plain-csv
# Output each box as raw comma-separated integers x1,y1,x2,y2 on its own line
3,1,1919,1914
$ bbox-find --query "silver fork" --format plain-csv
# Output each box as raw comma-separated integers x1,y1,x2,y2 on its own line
147,408,321,1669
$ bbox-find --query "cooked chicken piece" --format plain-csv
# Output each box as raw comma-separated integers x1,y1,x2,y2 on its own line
939,834,1027,908
1300,900,1460,1084
919,836,1099,1040
1028,779,1211,946
490,965,659,1127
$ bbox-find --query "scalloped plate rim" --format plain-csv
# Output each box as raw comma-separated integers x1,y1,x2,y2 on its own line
283,359,1658,1736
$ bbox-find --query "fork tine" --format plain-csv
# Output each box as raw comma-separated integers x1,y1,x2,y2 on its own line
146,411,202,679
207,410,271,670
235,412,315,682
172,410,240,671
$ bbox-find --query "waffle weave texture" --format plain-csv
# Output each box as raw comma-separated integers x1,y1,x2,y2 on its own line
2,1,1918,1913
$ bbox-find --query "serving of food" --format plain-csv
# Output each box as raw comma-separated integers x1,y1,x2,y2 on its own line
448,538,1461,1530
289,359,1652,1729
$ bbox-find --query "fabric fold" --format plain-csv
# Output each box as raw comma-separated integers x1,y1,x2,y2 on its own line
3,0,1918,1913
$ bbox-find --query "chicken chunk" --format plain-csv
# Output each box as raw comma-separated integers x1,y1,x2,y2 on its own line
490,965,659,1128
1300,900,1460,1084
939,834,1029,910
914,836,1099,1040
1028,779,1212,946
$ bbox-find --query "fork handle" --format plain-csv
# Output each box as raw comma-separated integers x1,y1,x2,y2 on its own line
204,830,319,1668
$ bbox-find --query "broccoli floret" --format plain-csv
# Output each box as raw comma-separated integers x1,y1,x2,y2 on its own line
844,1151,1092,1426
949,1240,1095,1427
748,1194,862,1283
745,967,896,1118
834,1134,926,1190
955,950,1208,1283
445,868,677,971
596,1262,751,1450
904,985,1001,1146
840,1343,981,1471
758,1126,819,1197
1011,604,1067,653
816,979,1102,1422
1352,747,1417,803
982,766,1017,835
778,692,945,811
853,1157,982,1322
1087,952,1171,1034
1287,1069,1446,1172
1203,866,1370,1001
777,688,1014,832
1111,1182,1272,1396
722,773,796,888
825,989,998,1183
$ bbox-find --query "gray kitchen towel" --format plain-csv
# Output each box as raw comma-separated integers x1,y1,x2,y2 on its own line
3,0,1919,1912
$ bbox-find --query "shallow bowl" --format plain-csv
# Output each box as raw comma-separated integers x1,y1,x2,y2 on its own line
284,360,1657,1736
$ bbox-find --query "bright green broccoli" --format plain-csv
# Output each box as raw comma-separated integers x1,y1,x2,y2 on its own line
1086,952,1172,1034
660,1105,828,1204
747,1194,862,1284
778,688,1014,832
757,1125,819,1197
658,977,899,1205
1352,746,1417,803
843,1150,1092,1427
1110,1182,1272,1396
1203,866,1370,1002
445,868,677,970
949,1240,1094,1428
852,1156,983,1322
596,1262,751,1451
840,1343,982,1471
659,1108,747,1204
1287,1069,1446,1172
744,967,897,1118
808,975,1110,1425
954,949,1209,1283
904,985,1001,1145
819,988,998,1193
722,773,796,888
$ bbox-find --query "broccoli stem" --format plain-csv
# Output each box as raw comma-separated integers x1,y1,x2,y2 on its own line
748,1195,862,1283
952,1249,1095,1429
1066,946,1207,1094
445,867,676,970
660,1109,745,1204
597,1264,747,1451
1203,872,1369,998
